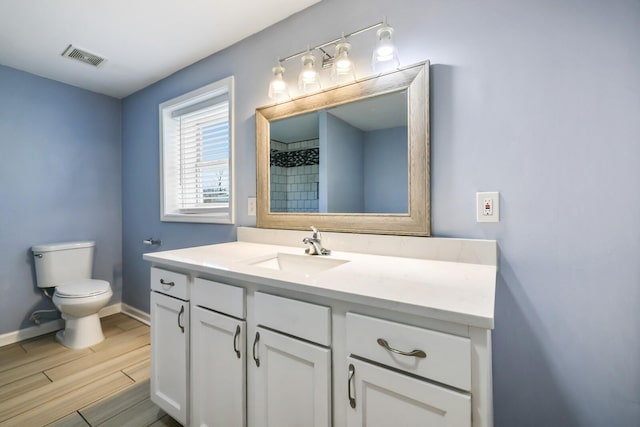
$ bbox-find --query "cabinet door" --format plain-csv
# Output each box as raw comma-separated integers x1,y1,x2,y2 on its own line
191,306,246,427
150,291,189,425
252,327,331,427
346,357,471,427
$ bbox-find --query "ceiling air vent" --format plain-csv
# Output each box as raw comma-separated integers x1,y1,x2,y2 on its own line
61,44,106,67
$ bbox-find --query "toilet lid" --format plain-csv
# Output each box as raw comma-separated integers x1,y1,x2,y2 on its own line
55,280,111,298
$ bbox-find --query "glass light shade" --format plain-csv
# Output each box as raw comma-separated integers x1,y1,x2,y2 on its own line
268,65,289,100
372,24,400,72
298,53,321,93
331,40,356,84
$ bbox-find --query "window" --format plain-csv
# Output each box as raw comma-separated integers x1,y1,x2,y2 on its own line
160,77,234,223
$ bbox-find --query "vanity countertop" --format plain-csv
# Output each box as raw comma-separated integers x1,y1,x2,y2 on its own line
143,239,496,329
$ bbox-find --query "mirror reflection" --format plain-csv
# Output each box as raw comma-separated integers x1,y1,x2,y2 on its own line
269,90,408,214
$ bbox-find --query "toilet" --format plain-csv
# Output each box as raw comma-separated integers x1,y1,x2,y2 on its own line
32,241,113,349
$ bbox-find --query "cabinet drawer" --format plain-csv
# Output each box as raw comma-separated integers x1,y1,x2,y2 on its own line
346,313,471,391
150,267,189,300
254,292,331,346
192,278,245,319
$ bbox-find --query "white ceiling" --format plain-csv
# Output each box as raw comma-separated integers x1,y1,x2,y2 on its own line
0,0,320,99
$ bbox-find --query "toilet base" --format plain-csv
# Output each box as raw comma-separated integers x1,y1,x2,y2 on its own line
57,312,105,349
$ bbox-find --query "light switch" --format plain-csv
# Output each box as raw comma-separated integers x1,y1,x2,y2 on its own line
476,192,499,223
248,197,256,216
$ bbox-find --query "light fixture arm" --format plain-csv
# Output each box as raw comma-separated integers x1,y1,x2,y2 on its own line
277,20,386,66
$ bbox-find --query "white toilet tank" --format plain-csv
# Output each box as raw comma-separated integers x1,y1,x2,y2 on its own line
32,241,95,288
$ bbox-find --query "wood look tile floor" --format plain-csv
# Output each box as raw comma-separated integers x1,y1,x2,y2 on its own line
0,314,181,427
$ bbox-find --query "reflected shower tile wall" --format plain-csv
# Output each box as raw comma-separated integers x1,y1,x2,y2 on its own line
270,139,319,213
270,165,287,212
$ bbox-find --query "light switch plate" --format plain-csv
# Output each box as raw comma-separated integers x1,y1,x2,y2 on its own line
248,197,256,216
476,192,499,223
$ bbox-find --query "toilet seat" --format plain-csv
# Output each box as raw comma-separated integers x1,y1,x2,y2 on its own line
55,279,110,298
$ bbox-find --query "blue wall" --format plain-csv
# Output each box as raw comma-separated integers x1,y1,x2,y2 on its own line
363,126,408,213
0,65,122,334
119,0,640,425
319,112,364,212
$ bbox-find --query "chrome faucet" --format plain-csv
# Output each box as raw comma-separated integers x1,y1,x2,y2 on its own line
302,226,331,256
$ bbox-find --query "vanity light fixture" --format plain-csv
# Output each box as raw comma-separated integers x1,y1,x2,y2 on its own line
268,63,289,101
298,51,321,93
267,17,400,100
372,18,400,72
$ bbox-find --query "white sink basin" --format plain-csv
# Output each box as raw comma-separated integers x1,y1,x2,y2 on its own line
249,253,349,275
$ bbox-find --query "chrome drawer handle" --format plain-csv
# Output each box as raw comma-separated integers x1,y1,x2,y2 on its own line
376,338,427,358
177,305,185,333
348,363,356,409
160,279,175,289
233,325,241,359
252,331,260,367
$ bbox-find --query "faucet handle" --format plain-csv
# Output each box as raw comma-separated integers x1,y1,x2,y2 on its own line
310,226,320,239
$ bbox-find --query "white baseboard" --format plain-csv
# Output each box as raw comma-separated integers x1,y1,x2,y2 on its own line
99,303,122,318
0,302,126,348
0,319,64,347
121,303,150,326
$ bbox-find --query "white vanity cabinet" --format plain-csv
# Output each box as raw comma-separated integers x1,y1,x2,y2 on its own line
190,278,247,427
345,313,471,427
251,292,332,427
145,234,496,427
150,267,190,425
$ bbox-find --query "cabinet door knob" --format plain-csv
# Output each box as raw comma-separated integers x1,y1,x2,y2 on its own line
348,363,356,409
177,305,185,333
233,325,241,359
252,331,260,367
376,338,426,358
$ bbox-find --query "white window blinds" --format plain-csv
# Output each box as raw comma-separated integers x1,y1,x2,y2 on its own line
160,76,234,224
171,96,229,210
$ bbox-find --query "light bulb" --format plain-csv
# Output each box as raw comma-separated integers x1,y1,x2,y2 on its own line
271,79,286,91
375,39,395,59
336,56,352,70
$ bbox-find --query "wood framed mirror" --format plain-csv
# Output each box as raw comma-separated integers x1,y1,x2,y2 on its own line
255,61,430,236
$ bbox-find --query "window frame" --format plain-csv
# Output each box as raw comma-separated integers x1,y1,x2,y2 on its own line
159,76,235,224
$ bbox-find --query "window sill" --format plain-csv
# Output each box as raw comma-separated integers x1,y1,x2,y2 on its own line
161,212,234,224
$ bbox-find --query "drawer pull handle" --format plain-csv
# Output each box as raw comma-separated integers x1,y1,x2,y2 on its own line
252,331,260,367
348,363,356,408
233,325,241,359
160,279,175,289
377,338,426,358
177,305,185,333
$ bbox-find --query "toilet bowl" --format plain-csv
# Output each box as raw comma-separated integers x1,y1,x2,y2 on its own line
32,241,113,350
52,279,113,349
